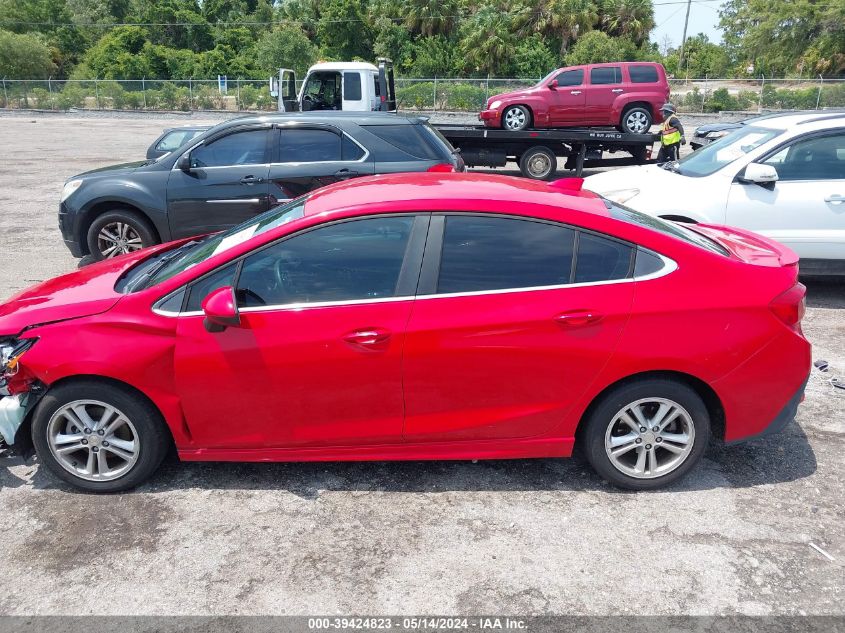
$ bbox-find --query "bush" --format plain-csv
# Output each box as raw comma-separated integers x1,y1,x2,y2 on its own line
124,91,143,109
439,83,486,110
99,81,126,108
397,82,435,109
56,83,88,109
155,82,191,110
29,87,52,109
238,84,260,109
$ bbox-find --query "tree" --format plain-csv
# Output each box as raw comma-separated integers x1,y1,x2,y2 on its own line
564,29,635,65
83,26,153,78
403,0,461,37
457,4,519,75
533,0,598,57
512,34,558,77
316,0,373,60
0,29,57,78
254,24,318,76
409,35,456,77
599,0,654,47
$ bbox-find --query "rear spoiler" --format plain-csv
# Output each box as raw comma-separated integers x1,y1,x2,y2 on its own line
688,223,799,268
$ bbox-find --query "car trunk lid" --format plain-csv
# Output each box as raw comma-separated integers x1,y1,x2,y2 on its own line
686,223,799,268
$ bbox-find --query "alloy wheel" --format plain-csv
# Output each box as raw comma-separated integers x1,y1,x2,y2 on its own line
47,399,140,482
504,108,528,131
604,397,695,479
97,222,143,258
625,111,649,134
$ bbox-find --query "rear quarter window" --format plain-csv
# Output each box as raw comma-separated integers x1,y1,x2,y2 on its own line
628,65,660,83
363,123,451,161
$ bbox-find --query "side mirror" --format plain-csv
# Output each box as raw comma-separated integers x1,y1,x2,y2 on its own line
548,79,558,90
176,153,192,172
202,286,241,333
741,163,779,187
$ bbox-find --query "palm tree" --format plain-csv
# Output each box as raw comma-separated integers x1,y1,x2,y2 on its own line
535,0,599,57
458,4,515,75
600,0,654,47
403,0,461,37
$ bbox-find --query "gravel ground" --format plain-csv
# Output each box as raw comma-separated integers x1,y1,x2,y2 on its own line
0,113,842,617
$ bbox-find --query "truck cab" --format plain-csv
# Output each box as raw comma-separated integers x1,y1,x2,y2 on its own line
270,60,396,113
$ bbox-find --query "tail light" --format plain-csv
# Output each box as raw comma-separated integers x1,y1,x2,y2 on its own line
427,163,456,173
769,283,806,332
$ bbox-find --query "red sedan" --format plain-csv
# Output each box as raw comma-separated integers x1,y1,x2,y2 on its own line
0,174,810,492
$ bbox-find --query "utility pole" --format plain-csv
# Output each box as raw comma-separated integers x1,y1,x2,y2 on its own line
678,0,692,74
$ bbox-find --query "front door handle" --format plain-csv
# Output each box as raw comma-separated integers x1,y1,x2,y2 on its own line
611,88,624,93
555,311,603,327
825,194,845,203
343,328,391,348
240,175,263,185
334,169,359,179
570,90,582,95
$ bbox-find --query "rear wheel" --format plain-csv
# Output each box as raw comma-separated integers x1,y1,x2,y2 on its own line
582,379,710,490
32,380,171,493
86,209,157,261
502,105,531,131
519,146,557,180
620,106,653,134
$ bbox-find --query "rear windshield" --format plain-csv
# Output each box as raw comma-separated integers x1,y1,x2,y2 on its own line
362,123,453,161
608,202,729,256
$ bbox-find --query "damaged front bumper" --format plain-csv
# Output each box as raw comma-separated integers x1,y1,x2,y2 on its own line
0,393,28,446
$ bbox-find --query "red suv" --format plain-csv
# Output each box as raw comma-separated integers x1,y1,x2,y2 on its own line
480,62,670,134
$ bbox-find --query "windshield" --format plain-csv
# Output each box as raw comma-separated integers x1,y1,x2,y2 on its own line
676,126,781,177
137,198,307,290
536,69,558,86
609,202,729,256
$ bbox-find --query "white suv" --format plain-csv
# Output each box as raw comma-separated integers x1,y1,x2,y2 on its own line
584,112,845,275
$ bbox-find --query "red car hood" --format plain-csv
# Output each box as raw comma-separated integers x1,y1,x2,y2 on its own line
0,246,169,336
490,87,542,104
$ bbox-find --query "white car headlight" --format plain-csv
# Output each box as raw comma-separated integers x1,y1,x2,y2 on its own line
705,130,730,140
489,100,502,110
61,179,83,203
602,188,641,204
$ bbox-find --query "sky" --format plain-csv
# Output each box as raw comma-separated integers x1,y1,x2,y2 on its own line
650,0,725,50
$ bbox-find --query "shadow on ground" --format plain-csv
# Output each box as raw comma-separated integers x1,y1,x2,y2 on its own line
2,418,816,497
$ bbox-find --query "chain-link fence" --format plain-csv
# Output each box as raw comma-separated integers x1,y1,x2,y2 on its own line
2,77,844,114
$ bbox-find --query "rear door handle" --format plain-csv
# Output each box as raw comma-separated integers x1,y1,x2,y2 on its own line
343,328,391,348
555,311,603,327
334,169,359,179
825,194,845,203
240,175,263,184
570,90,582,95
611,88,624,93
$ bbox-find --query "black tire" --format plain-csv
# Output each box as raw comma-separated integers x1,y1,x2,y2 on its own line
502,105,531,131
86,208,158,261
31,380,171,493
519,146,557,180
626,144,649,163
581,378,710,490
619,106,653,134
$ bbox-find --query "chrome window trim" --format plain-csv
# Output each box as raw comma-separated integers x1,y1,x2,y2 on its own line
153,253,677,318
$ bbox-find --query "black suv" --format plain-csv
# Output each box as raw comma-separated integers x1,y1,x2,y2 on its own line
60,112,463,260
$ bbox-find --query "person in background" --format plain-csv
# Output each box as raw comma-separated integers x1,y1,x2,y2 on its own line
657,103,686,162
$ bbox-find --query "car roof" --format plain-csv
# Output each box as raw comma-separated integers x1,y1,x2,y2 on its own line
304,173,609,220
747,111,845,130
308,61,379,72
212,112,423,130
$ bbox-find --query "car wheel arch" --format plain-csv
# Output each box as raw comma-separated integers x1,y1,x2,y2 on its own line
574,370,726,445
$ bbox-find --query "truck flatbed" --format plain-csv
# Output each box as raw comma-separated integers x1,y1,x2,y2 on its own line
433,124,659,179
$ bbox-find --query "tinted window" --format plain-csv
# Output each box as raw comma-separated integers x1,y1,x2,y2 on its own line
279,129,341,162
237,217,414,307
362,124,450,161
762,133,845,181
190,130,268,167
574,233,633,283
633,249,665,277
628,65,659,83
591,67,622,85
437,216,575,294
157,129,202,152
342,135,365,160
186,264,238,312
343,72,362,101
555,69,584,87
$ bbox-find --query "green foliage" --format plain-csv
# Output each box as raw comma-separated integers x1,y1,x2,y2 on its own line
317,0,373,60
565,30,636,65
0,29,57,78
512,35,558,78
254,25,318,77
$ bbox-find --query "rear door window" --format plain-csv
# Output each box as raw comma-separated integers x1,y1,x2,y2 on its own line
628,65,659,83
278,128,342,162
590,67,622,85
437,216,575,293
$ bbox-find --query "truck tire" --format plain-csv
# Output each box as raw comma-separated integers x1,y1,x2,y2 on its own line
519,146,557,180
86,208,158,261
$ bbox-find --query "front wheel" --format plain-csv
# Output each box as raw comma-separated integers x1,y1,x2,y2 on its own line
620,107,653,134
86,209,157,261
582,379,710,490
502,105,531,131
32,380,171,493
